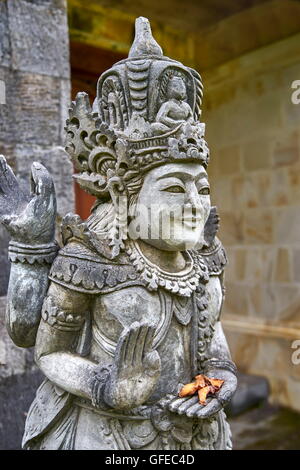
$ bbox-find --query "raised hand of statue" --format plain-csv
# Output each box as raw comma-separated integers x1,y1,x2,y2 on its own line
103,322,161,410
0,155,56,244
167,369,237,419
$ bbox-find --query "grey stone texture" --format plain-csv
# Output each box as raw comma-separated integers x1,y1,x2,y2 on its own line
7,0,70,78
0,2,11,68
15,145,75,222
0,0,74,297
0,297,43,449
0,0,73,449
0,67,63,146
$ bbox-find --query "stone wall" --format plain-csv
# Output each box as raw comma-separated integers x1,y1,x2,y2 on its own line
0,0,74,295
0,0,74,449
68,1,300,412
202,32,300,412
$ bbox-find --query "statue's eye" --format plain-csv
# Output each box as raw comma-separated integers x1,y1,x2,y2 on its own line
163,185,185,193
199,187,210,195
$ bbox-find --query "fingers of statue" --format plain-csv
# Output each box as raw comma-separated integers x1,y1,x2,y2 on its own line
144,350,161,377
30,162,55,201
123,322,142,366
167,393,223,419
195,398,222,419
116,323,160,379
117,324,132,366
0,156,21,217
167,396,189,412
0,155,19,194
30,163,56,220
216,376,237,406
168,396,199,414
143,324,156,352
0,214,17,227
132,324,151,365
117,322,153,368
186,401,205,418
206,369,237,406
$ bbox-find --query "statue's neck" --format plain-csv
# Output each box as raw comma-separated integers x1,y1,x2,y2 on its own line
136,239,186,273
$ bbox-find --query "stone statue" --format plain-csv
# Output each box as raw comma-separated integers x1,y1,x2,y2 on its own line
0,17,237,450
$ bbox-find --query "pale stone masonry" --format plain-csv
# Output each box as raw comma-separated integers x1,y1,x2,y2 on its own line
0,0,74,449
202,32,300,413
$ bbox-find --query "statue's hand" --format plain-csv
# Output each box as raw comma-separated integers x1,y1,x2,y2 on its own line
0,155,56,244
167,369,237,419
103,322,161,409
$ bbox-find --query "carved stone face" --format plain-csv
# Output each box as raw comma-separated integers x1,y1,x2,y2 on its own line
130,162,211,251
167,77,187,101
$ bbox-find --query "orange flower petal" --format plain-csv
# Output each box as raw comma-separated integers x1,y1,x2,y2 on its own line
179,382,198,397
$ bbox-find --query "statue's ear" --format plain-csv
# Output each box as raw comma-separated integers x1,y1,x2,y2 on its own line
203,206,220,248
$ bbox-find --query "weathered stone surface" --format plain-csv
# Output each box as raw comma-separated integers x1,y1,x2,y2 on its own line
219,211,244,245
15,144,75,219
292,249,300,283
275,207,300,244
231,175,260,210
243,209,273,245
218,145,241,176
0,228,10,297
60,78,71,143
243,139,271,172
0,369,43,450
0,1,11,67
223,282,249,317
234,249,246,281
0,0,73,450
0,297,36,379
211,177,232,211
0,67,62,146
273,131,299,168
7,0,69,78
244,247,274,282
274,248,291,283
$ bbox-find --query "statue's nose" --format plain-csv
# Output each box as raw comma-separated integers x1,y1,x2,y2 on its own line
184,184,200,208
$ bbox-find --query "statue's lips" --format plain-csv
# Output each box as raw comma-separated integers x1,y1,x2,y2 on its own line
175,217,202,228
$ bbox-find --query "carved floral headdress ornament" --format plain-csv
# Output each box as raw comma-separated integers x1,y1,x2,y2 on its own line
65,17,209,200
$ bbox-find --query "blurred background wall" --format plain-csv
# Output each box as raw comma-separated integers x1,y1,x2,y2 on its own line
0,0,300,448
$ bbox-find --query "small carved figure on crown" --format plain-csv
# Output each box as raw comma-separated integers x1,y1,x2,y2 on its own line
152,75,194,135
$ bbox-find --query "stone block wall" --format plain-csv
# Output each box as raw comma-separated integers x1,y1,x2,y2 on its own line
0,0,74,295
0,0,74,448
202,32,300,412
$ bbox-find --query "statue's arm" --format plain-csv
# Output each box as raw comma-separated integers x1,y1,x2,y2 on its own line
6,254,57,348
156,102,181,127
0,156,58,347
34,282,100,401
35,282,161,410
197,273,237,417
168,272,237,419
205,271,235,367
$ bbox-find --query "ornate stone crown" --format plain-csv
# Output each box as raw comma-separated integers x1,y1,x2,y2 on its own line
65,17,209,198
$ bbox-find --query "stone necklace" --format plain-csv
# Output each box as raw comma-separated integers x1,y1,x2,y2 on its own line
125,239,208,297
